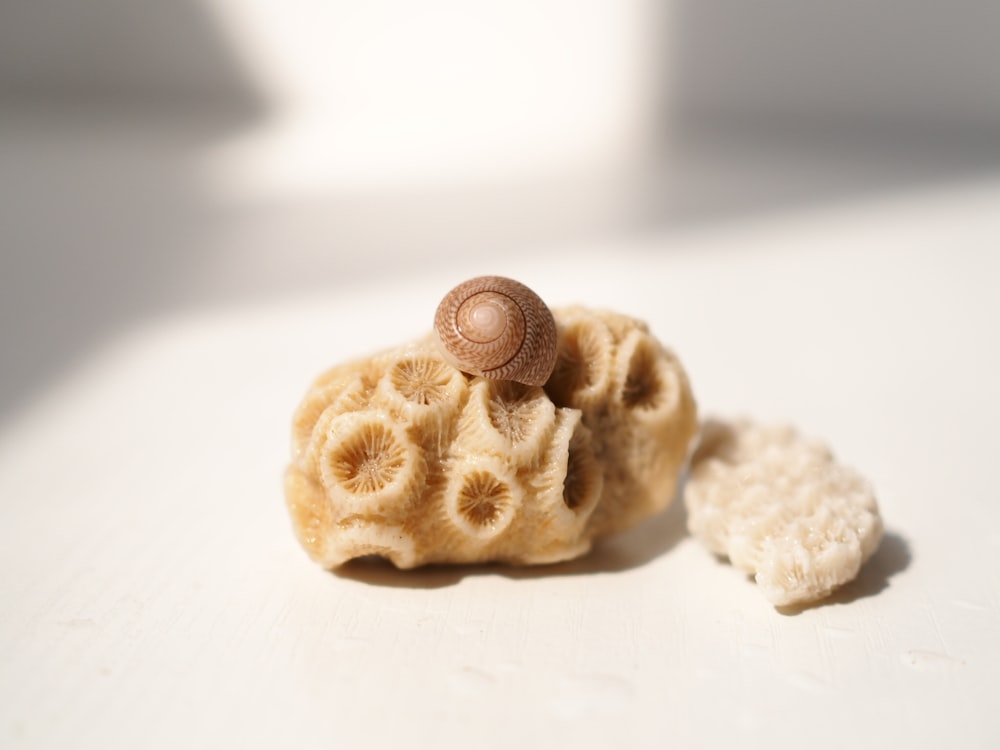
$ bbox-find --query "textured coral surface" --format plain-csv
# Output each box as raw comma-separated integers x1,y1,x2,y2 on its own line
285,307,698,568
684,420,883,606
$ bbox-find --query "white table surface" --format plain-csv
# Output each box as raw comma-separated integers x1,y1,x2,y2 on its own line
2,164,999,748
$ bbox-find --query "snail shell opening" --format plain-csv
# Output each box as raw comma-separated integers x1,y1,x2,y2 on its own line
434,276,558,387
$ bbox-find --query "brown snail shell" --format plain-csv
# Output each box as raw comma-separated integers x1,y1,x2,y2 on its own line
434,276,558,386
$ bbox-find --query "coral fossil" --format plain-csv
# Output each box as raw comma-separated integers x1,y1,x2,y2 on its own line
684,420,884,606
285,307,698,568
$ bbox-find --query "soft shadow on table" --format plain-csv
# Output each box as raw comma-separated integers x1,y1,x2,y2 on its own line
776,530,911,616
333,492,690,589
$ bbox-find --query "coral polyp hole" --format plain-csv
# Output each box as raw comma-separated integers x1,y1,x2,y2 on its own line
547,323,609,406
328,422,407,495
622,339,666,411
563,450,587,510
457,471,513,530
389,355,455,405
486,382,544,445
561,426,601,514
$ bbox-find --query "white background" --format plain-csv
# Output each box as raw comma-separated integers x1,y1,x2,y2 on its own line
2,2,999,747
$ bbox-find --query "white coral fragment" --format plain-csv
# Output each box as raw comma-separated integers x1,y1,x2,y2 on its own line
284,307,698,568
684,420,884,607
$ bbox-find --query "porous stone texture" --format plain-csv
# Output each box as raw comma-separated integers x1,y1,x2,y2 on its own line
285,306,698,568
684,419,884,606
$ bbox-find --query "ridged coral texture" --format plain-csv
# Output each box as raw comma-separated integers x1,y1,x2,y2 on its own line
684,420,884,606
285,307,698,568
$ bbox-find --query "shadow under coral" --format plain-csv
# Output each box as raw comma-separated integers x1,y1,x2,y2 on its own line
332,492,690,589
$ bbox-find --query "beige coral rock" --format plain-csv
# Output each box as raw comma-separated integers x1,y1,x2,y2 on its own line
684,419,884,607
284,307,698,568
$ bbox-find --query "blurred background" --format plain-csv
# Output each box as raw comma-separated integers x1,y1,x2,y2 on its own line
2,0,1000,421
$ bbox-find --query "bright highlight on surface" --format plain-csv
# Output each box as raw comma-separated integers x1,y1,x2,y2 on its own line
202,0,661,195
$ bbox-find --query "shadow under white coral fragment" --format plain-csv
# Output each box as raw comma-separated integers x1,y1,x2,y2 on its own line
684,419,884,607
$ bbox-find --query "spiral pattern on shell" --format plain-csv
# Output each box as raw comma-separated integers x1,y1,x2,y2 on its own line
434,276,558,387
